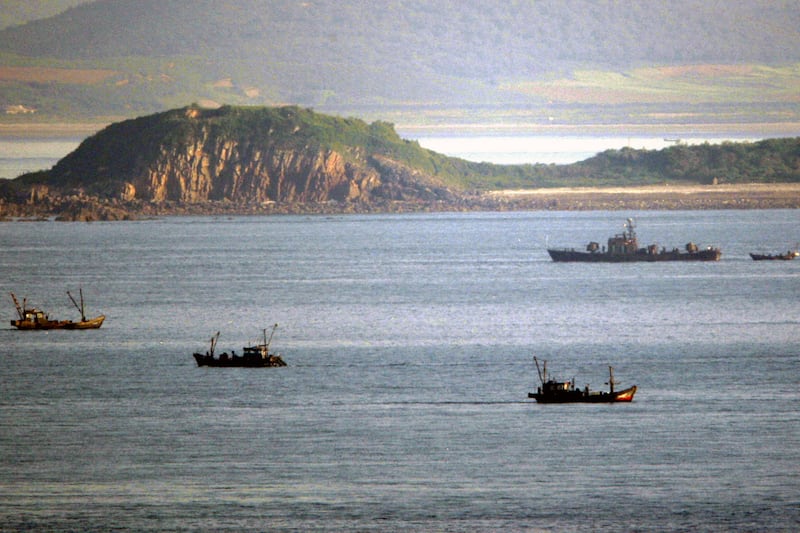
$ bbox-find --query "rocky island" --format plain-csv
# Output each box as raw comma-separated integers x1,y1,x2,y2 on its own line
1,105,799,220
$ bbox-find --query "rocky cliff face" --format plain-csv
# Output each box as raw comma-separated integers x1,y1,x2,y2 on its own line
131,137,382,204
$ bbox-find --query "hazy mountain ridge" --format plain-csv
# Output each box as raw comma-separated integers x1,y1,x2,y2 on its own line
0,0,86,30
6,1,799,66
0,0,799,122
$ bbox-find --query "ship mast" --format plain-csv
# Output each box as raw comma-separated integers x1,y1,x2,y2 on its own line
67,289,86,321
534,356,547,385
606,366,616,394
10,293,24,320
210,331,220,357
261,323,278,357
625,218,636,242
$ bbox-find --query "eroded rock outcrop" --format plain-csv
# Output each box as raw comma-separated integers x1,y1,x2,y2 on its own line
137,141,393,204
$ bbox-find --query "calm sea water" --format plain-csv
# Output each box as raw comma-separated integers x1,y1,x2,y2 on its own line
1,210,799,532
410,134,761,165
0,139,82,180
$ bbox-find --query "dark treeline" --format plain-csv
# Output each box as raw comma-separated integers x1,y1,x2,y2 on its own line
556,138,800,187
435,138,800,190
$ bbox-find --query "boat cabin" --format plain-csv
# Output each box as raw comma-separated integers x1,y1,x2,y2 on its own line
542,379,575,393
607,221,639,254
22,309,49,325
242,344,270,360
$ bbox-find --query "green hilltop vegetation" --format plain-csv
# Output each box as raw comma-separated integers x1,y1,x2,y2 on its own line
460,137,800,189
562,139,800,187
18,106,800,193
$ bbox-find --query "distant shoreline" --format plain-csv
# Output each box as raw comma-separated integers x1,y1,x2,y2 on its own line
492,183,800,196
1,120,798,217
397,121,800,137
487,183,800,210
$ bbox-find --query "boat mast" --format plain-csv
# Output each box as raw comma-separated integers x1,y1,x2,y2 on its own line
533,356,546,385
10,293,24,319
607,366,616,394
210,331,220,357
264,323,278,354
625,218,636,241
66,289,86,321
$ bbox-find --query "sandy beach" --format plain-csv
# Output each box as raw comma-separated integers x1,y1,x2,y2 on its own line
487,183,800,210
493,182,800,196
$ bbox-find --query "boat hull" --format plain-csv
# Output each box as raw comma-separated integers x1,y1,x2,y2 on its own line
528,385,637,403
10,315,105,330
548,248,720,262
193,352,286,367
750,252,797,261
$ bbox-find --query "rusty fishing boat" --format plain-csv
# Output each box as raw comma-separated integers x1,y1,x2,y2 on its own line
528,357,637,403
547,218,721,262
10,290,105,330
193,324,287,367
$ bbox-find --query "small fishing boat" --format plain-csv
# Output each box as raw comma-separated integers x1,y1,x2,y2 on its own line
749,250,798,261
193,324,287,367
9,290,105,330
528,357,636,403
